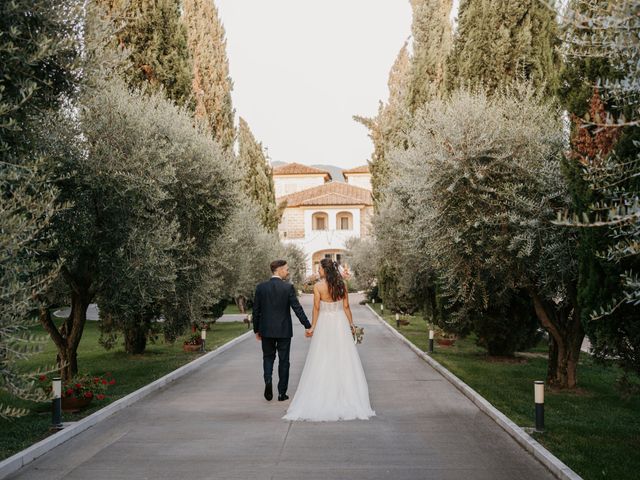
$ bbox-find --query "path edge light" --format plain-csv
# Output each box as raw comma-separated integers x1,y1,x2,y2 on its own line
51,377,63,430
428,329,434,354
534,380,544,432
201,327,207,353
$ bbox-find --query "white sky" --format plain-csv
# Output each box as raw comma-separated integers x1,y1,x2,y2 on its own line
216,0,409,169
217,1,460,169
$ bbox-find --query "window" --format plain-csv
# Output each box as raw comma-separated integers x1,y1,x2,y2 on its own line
336,211,353,231
312,212,328,231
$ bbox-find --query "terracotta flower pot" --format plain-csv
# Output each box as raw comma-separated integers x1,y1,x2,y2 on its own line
436,337,456,347
61,395,93,412
183,343,202,353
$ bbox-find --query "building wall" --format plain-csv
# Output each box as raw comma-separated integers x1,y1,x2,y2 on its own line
345,173,372,191
274,174,327,198
278,208,305,239
280,206,366,275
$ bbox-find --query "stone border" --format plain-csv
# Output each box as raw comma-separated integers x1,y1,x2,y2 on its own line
366,304,582,480
0,330,254,480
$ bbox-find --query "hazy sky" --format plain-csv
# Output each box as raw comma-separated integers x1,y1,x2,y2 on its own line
215,0,413,169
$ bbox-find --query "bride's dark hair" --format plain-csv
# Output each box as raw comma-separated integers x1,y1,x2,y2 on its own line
320,258,346,301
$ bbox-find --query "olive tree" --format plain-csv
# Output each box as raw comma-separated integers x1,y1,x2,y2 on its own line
344,237,378,293
38,77,184,368
394,86,584,386
0,0,81,413
207,203,307,316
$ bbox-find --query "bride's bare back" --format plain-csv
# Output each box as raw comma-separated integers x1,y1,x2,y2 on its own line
315,278,344,302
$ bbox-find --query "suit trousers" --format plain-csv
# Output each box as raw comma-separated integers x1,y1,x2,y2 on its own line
261,337,291,395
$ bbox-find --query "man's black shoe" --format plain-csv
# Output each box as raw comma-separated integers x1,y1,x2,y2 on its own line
264,382,273,401
278,394,289,401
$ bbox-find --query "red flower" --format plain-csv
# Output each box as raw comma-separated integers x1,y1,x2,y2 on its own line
102,379,108,385
84,391,93,399
93,377,99,383
109,379,116,385
38,375,46,382
66,388,74,396
75,383,82,388
96,394,105,400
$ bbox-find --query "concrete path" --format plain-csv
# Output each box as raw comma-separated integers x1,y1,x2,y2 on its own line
9,294,554,480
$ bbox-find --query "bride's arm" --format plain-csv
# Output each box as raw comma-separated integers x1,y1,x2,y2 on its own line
310,283,320,333
342,284,355,331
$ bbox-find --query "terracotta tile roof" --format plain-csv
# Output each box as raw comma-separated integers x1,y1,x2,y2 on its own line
272,162,332,179
278,182,373,207
342,165,370,175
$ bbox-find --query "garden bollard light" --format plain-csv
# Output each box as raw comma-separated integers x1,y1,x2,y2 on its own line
428,330,434,354
201,328,207,353
52,377,63,430
380,304,384,314
372,298,375,304
535,381,544,432
395,313,400,328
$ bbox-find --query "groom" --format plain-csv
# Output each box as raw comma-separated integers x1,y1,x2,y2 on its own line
253,260,312,402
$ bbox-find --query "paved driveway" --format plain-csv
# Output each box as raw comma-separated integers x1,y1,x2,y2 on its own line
9,293,554,480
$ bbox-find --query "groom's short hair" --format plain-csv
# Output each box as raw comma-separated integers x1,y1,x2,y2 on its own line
270,259,287,273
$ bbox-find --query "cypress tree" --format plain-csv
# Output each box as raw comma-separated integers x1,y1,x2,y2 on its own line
237,118,280,232
447,0,559,95
184,0,236,150
407,0,453,111
354,43,411,207
99,0,193,106
559,0,640,380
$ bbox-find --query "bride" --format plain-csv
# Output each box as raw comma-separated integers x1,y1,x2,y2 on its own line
282,258,376,422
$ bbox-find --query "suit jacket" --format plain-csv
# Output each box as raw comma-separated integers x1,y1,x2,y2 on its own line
253,277,311,338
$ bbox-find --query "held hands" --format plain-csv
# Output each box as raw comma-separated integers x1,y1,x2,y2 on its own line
255,333,261,341
305,328,314,338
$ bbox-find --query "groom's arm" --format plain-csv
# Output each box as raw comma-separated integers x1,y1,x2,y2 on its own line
252,285,262,335
288,284,311,329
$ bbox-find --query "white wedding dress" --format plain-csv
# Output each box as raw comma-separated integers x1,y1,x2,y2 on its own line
282,300,376,422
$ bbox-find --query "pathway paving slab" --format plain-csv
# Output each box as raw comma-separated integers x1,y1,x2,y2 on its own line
7,294,555,480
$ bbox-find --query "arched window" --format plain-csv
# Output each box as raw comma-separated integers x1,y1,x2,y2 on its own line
312,212,329,231
336,211,353,231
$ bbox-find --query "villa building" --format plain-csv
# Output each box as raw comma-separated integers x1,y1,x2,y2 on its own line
273,163,374,276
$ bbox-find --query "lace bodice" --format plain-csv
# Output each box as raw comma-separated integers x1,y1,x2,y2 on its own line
319,299,343,312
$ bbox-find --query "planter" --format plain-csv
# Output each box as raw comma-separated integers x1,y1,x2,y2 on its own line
183,343,202,353
61,395,93,412
436,337,456,347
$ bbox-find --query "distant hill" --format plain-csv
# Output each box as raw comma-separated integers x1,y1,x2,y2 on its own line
270,161,346,183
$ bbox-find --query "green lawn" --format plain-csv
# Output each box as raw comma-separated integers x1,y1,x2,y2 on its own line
373,306,640,480
0,319,249,461
222,303,251,315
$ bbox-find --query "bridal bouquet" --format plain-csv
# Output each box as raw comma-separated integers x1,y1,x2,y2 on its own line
352,325,365,344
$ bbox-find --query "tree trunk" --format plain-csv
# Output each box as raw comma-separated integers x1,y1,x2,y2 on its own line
124,321,148,354
547,335,558,383
40,285,91,382
235,296,246,314
529,288,584,389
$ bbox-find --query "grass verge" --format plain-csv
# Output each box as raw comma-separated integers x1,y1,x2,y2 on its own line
373,306,640,480
0,319,248,461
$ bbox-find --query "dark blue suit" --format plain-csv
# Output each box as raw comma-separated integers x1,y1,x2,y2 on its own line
253,277,310,395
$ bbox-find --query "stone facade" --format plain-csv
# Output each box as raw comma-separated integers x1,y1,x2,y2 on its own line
274,164,373,276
